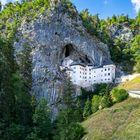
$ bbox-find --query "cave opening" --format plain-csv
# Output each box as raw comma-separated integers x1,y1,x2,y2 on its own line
64,44,73,57
61,44,92,66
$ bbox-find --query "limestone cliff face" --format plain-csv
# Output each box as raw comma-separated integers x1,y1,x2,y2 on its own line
13,2,111,117
107,23,134,42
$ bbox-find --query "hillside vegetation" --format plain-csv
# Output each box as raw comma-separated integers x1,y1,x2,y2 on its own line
82,98,140,140
80,10,140,72
119,76,140,90
0,0,140,139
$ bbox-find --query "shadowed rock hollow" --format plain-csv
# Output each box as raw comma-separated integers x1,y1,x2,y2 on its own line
13,1,111,118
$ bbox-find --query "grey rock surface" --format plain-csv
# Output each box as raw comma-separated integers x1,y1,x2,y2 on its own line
13,2,111,117
107,23,134,41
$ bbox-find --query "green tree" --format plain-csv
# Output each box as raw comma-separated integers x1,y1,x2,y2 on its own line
54,77,85,140
83,98,92,119
94,83,108,96
3,123,29,140
74,98,83,122
100,86,112,109
132,35,140,72
0,38,15,138
136,11,140,25
12,73,33,126
100,95,112,109
80,9,99,36
0,71,34,139
27,98,52,140
111,15,117,23
91,95,102,113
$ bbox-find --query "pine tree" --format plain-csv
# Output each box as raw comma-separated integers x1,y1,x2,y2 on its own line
0,38,15,138
99,85,112,109
83,98,92,119
53,77,85,140
27,98,52,140
132,35,140,72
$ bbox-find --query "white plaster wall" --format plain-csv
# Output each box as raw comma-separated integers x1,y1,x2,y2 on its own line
64,63,116,87
62,57,73,68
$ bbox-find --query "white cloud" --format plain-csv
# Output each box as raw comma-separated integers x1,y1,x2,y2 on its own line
131,0,140,13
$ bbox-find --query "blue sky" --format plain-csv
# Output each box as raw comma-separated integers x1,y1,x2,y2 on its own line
71,0,140,19
1,0,140,19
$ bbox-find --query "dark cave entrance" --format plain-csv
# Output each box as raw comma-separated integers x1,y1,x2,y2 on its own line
61,44,92,65
64,44,73,57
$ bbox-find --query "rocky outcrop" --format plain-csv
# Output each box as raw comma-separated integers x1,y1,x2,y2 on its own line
13,2,111,117
107,23,134,41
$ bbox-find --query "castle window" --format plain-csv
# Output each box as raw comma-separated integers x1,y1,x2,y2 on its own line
105,74,106,76
105,69,107,71
108,73,110,76
108,68,110,70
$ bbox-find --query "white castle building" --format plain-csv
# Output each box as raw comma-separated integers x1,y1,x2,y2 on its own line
60,57,116,87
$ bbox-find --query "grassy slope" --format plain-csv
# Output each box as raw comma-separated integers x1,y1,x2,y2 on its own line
82,98,140,140
119,76,140,91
